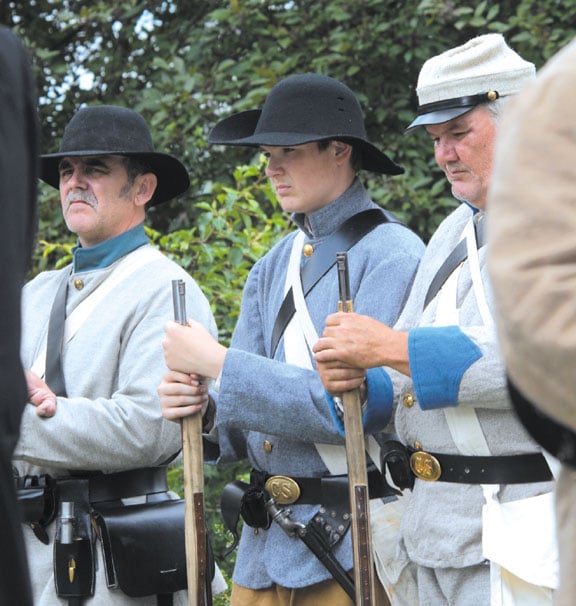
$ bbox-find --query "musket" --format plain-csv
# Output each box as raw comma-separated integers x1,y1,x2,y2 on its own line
336,252,377,605
172,280,212,606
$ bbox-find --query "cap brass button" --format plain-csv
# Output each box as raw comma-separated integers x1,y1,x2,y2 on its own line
403,392,414,408
303,243,314,257
73,279,84,290
413,441,422,450
263,440,273,453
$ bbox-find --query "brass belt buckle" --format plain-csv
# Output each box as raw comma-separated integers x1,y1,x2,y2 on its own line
264,475,301,505
410,450,442,482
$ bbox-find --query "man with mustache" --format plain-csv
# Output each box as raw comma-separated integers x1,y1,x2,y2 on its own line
158,74,425,605
13,105,221,604
314,35,558,604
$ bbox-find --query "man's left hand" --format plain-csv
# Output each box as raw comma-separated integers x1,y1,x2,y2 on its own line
25,369,57,417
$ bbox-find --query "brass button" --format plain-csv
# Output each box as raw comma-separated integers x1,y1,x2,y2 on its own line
410,450,442,481
413,440,422,450
263,440,273,453
487,90,498,101
73,279,84,290
403,392,414,408
303,243,314,257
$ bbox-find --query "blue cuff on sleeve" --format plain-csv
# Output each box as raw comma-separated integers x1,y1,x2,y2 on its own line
409,325,482,410
326,367,394,436
362,367,394,433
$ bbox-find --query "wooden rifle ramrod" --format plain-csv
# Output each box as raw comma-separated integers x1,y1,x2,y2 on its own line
172,280,212,606
336,253,377,605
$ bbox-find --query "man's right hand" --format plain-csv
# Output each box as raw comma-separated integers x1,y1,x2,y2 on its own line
313,312,411,377
157,370,210,423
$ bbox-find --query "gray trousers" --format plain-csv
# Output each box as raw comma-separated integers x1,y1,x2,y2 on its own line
415,561,490,606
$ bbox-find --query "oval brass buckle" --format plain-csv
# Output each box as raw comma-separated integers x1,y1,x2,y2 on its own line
264,475,301,505
410,450,442,482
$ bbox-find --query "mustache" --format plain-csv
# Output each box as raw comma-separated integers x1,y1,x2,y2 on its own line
64,190,98,211
445,162,467,173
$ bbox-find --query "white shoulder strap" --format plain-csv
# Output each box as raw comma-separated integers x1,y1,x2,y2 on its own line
433,219,493,458
465,216,494,328
283,232,381,475
32,246,164,377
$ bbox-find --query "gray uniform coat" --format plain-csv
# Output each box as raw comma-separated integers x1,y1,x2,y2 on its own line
387,203,553,569
15,226,217,605
207,179,425,590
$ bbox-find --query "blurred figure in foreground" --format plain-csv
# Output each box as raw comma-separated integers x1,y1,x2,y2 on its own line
489,36,576,606
0,25,39,606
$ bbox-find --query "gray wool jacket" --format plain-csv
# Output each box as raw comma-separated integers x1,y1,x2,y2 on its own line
365,203,554,570
15,224,217,605
206,178,425,590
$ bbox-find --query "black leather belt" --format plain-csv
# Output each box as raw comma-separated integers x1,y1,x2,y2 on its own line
252,467,393,506
407,447,553,484
87,467,169,503
16,467,170,545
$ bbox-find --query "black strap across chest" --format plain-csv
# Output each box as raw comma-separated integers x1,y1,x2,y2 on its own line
423,214,487,310
270,208,398,357
45,267,72,397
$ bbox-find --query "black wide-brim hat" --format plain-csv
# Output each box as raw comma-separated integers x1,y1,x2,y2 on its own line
209,74,404,176
40,105,190,205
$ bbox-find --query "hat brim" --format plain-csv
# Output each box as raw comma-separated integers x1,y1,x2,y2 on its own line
40,150,190,206
209,110,404,175
406,106,475,131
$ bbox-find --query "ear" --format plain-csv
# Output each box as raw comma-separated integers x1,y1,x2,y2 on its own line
333,141,352,164
134,172,158,207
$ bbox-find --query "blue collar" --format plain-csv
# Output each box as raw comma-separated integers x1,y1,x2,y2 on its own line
462,200,480,214
291,178,374,239
72,223,149,273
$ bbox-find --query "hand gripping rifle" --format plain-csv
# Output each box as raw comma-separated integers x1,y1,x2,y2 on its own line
172,280,212,606
336,253,377,605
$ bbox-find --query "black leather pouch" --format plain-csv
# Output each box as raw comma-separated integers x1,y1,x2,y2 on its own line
239,486,272,530
16,474,57,543
380,439,415,491
92,499,191,598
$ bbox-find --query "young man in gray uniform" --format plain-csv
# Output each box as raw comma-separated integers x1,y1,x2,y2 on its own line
158,74,425,604
14,105,220,605
314,35,558,605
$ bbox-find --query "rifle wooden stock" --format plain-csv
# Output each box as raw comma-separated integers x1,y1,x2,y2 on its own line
182,415,209,606
342,388,377,605
336,253,376,605
172,279,211,606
